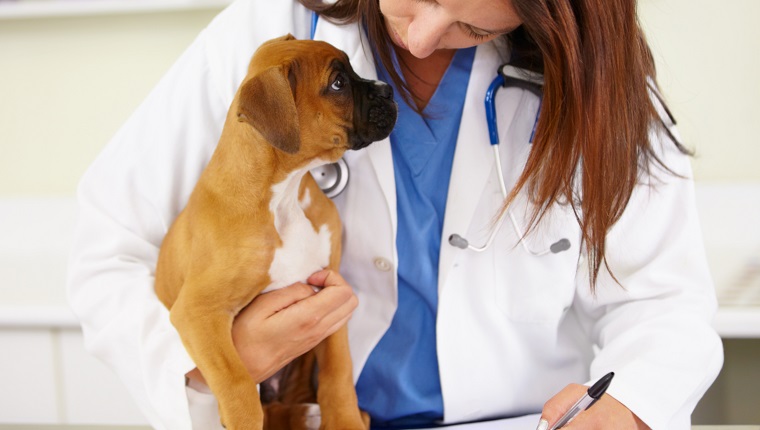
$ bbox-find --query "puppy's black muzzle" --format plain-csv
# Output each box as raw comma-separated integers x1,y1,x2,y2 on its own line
350,78,398,150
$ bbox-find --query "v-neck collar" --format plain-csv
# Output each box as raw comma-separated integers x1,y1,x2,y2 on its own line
379,47,476,177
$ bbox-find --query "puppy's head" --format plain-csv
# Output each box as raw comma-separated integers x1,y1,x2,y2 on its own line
236,34,397,166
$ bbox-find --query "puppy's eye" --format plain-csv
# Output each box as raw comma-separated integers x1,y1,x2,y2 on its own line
330,74,347,91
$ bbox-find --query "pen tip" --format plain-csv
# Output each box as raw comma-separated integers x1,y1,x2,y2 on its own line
588,372,615,399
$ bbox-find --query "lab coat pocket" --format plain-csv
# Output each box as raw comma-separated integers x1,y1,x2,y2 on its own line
491,199,580,323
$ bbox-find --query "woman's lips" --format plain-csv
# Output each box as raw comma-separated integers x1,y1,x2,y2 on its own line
388,24,408,50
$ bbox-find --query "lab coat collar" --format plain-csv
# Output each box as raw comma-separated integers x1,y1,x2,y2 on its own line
313,18,398,245
438,41,511,292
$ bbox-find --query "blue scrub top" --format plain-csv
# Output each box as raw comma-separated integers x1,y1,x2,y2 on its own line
355,46,477,429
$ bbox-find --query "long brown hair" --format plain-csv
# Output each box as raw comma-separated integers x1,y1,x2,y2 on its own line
298,0,689,288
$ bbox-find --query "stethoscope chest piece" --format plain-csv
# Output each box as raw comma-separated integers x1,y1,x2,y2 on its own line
310,158,349,199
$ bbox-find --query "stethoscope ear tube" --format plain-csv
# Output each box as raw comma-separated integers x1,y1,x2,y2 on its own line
499,64,544,97
485,74,505,146
485,65,544,147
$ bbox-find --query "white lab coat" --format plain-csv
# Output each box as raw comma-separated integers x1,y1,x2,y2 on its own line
66,0,723,429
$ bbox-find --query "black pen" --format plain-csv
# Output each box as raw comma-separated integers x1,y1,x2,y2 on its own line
547,372,615,430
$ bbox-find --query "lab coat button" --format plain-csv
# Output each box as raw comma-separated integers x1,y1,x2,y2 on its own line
373,257,393,272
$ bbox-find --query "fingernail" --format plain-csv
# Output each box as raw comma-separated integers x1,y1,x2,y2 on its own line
536,418,549,430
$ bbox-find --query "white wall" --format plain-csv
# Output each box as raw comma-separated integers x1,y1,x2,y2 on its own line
0,8,221,196
639,0,760,182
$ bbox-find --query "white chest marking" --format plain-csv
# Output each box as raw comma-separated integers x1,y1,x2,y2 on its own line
264,164,332,293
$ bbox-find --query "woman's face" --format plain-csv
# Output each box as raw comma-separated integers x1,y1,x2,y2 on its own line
379,0,523,59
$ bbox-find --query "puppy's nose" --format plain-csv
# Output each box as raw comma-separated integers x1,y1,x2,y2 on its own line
370,81,393,100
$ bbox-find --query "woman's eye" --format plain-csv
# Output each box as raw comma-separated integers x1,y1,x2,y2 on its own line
460,23,499,41
331,74,346,91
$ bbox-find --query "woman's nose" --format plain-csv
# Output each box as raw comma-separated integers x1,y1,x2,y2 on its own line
406,12,447,58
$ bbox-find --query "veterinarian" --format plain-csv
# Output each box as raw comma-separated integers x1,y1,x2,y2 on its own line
67,0,723,429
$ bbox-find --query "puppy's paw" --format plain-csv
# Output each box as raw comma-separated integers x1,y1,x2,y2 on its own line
264,402,321,430
318,409,367,430
297,403,321,430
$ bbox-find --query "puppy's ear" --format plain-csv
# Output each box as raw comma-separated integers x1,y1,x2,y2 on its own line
264,33,297,45
238,65,300,154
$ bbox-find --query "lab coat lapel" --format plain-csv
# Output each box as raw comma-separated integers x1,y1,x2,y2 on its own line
314,20,398,238
314,20,398,375
438,42,514,292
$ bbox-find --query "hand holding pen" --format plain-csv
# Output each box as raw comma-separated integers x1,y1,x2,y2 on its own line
537,372,627,430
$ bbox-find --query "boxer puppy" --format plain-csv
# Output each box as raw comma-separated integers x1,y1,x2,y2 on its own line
154,34,397,429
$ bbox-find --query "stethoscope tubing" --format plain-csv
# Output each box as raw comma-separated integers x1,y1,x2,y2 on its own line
485,74,505,146
448,67,570,255
448,144,570,256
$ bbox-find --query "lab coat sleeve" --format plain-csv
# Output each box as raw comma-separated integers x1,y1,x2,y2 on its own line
66,27,223,429
572,127,723,429
67,2,314,428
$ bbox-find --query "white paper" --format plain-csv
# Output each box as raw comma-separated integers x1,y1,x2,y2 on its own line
404,413,542,430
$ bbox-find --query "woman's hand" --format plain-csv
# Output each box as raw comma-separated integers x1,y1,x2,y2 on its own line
185,269,358,387
537,384,650,430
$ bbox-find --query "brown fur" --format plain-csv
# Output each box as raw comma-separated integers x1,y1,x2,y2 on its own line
154,34,395,429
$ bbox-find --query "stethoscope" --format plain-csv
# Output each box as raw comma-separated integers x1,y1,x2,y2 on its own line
308,18,685,258
311,63,571,255
311,158,349,199
446,67,679,255
308,13,569,254
447,64,571,255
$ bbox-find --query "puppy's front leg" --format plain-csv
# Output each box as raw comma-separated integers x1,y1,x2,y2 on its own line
171,286,263,430
314,325,368,430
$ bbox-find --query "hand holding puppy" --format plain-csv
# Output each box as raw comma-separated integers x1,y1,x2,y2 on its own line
233,270,359,383
186,270,358,386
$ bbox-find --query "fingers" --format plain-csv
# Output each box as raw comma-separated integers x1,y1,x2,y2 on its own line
538,383,587,429
295,269,358,330
307,268,346,288
563,394,650,430
252,282,319,316
285,278,357,334
537,388,650,430
241,270,356,333
231,271,357,382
